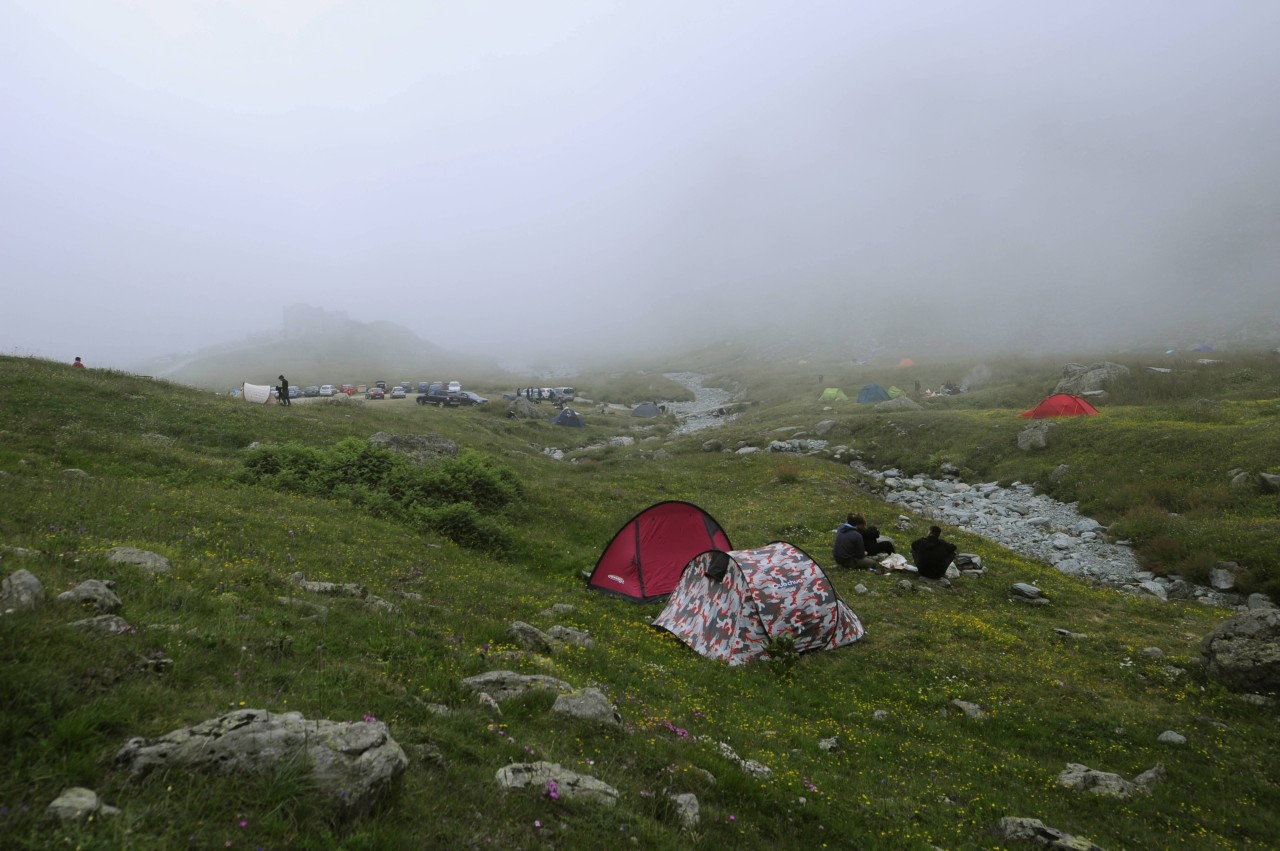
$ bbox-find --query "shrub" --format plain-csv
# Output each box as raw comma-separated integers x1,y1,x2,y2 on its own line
774,463,802,484
415,503,514,554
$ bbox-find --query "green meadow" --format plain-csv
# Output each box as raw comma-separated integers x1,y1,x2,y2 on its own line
1,350,1278,850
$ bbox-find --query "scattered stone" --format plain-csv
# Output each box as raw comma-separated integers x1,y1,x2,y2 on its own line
507,621,563,654
106,546,171,574
950,699,986,719
1017,421,1054,451
668,792,700,829
872,710,890,722
56,579,122,614
551,687,622,727
114,709,407,816
1246,593,1276,610
1157,731,1186,745
1141,647,1164,659
45,787,119,822
1,568,45,612
701,439,724,452
1209,563,1238,591
1055,764,1138,798
998,816,1106,851
459,670,573,702
494,761,618,806
1010,583,1050,605
62,468,91,479
853,583,869,595
68,614,134,635
818,737,840,752
1054,628,1088,640
539,603,576,617
546,624,595,649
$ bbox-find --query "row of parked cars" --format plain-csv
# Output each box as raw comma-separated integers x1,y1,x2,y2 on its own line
291,379,491,406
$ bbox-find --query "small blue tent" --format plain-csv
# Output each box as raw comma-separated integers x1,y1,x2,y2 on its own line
857,384,891,403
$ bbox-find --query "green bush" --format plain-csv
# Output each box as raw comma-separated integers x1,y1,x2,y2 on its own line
415,502,514,553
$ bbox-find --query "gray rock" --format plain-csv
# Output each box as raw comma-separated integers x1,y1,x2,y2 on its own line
1259,472,1280,493
106,546,171,574
818,737,840,752
1200,608,1280,693
546,624,595,649
62,468,91,479
668,792,700,829
1246,593,1276,610
507,621,563,654
701,439,724,452
735,446,759,455
540,603,576,617
950,699,986,719
608,436,635,447
998,816,1106,851
114,709,407,816
1056,763,1139,798
459,670,573,701
1053,362,1130,395
1157,730,1186,744
45,787,119,822
651,449,673,461
56,579,122,614
507,398,542,419
1018,422,1054,451
68,614,134,634
813,420,837,437
494,761,618,806
1010,583,1047,600
551,687,621,727
874,396,921,411
1,568,45,612
1209,564,1238,591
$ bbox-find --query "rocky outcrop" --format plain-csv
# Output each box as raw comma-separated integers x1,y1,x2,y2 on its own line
114,709,407,816
1053,362,1130,395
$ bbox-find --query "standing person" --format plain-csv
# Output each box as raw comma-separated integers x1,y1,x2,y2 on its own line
72,356,84,368
832,513,880,571
278,375,292,406
911,526,958,580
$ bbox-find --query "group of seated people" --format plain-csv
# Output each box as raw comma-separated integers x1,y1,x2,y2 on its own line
832,513,958,580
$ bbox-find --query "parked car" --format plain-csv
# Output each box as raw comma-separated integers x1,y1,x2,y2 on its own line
555,386,576,401
375,381,387,390
417,381,461,406
340,384,356,395
458,391,489,406
304,385,320,397
288,385,301,399
390,386,406,399
366,387,385,400
417,381,430,393
319,384,335,397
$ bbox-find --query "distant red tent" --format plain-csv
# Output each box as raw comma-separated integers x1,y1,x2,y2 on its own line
1019,394,1100,418
898,358,914,367
586,501,732,602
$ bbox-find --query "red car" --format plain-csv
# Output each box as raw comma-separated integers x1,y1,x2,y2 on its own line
340,384,356,395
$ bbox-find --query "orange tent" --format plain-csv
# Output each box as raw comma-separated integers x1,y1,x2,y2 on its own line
1019,394,1099,418
898,358,914,367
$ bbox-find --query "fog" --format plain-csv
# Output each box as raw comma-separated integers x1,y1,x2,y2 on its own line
3,1,1278,370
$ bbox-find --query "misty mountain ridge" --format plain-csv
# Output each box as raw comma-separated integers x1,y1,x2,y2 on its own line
137,305,502,390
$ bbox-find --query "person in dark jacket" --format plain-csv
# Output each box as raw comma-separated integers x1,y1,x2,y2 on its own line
855,517,896,555
833,513,880,570
911,526,958,579
277,375,292,406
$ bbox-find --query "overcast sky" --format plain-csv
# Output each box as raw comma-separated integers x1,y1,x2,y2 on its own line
3,1,1278,368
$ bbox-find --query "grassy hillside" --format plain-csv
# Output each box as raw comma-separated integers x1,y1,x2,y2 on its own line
1,354,1278,850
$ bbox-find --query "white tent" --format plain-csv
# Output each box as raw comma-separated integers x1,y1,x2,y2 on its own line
241,382,274,404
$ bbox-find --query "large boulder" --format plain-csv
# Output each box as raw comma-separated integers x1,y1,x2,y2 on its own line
1,568,46,612
1053,362,1130,395
494,761,618,806
106,547,171,574
114,709,407,817
508,398,543,419
1201,608,1280,693
1017,421,1055,451
56,579,123,614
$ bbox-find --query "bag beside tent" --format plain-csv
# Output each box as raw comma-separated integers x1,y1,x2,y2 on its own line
653,541,865,665
1019,394,1099,418
587,501,732,602
856,384,891,403
818,388,848,402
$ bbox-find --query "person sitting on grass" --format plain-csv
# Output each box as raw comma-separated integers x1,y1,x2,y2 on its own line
833,513,881,571
911,525,958,580
854,516,896,555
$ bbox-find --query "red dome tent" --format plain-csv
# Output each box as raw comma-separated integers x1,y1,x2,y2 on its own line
1019,393,1100,418
586,501,732,602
